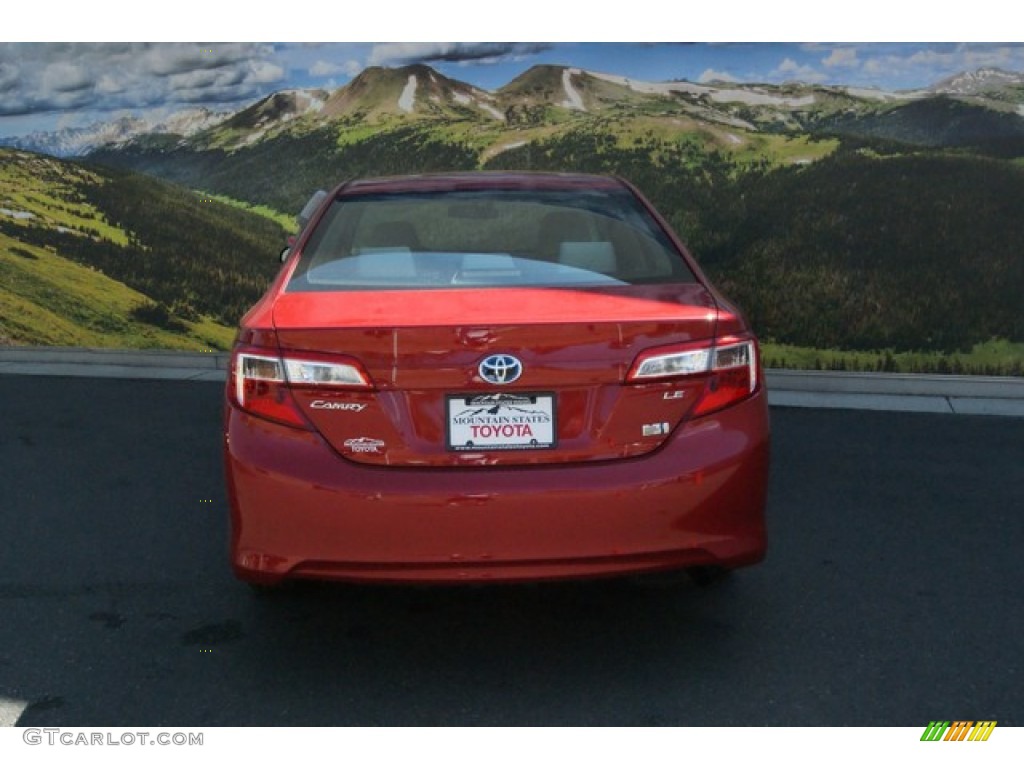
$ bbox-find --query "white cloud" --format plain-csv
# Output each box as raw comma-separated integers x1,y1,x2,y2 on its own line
310,60,342,77
822,47,860,68
140,43,271,77
46,89,94,110
698,68,738,83
248,60,285,84
310,59,363,79
772,57,826,83
41,62,92,93
96,75,124,94
168,68,243,92
0,61,19,92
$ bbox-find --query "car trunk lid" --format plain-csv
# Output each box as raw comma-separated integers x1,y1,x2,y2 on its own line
273,284,719,466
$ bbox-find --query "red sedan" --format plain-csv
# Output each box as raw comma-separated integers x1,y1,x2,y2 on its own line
224,172,768,586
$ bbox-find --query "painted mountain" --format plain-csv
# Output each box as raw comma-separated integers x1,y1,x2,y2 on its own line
78,62,1024,209
3,63,1024,372
1,107,230,158
68,63,1024,155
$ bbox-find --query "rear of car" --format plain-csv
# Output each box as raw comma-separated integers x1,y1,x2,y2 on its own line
224,172,768,585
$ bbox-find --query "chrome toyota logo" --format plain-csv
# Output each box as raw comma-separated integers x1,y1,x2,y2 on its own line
478,354,523,385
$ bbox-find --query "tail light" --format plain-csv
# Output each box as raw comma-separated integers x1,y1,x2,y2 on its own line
627,336,759,417
228,343,373,429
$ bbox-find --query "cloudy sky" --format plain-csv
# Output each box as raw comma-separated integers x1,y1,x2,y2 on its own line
2,42,1023,136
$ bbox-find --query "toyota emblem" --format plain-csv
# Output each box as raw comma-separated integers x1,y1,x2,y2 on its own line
478,354,523,385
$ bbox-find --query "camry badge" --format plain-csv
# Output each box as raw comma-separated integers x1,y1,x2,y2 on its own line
310,400,367,412
478,354,523,385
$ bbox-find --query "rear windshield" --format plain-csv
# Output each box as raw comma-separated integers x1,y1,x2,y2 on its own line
287,187,697,291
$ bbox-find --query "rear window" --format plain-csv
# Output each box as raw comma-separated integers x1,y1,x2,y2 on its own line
287,187,697,291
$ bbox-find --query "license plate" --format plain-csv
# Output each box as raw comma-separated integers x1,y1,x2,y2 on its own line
446,393,556,451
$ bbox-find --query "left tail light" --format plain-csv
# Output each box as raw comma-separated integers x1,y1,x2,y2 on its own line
627,336,760,417
228,344,373,429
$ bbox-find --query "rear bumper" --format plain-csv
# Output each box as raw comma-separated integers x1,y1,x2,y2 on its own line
224,390,769,584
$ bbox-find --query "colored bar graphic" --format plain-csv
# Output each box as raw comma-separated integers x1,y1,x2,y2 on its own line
921,720,996,742
968,721,997,741
921,721,950,741
945,721,972,741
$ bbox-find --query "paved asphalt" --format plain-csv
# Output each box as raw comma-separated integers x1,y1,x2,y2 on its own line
0,375,1021,726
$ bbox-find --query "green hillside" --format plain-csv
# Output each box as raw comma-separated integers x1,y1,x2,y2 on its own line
814,96,1024,156
92,123,481,215
695,150,1024,355
0,233,232,349
0,148,285,349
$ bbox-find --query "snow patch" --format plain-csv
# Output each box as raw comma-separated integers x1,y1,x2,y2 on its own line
561,68,586,111
846,87,902,101
296,94,325,114
455,90,503,119
398,75,417,113
711,89,816,107
725,133,743,144
723,115,758,130
154,107,229,135
242,128,267,146
845,86,927,101
589,70,689,96
587,68,816,106
480,103,504,121
0,208,35,220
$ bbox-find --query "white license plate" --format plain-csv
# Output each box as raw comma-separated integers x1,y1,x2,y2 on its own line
446,393,556,451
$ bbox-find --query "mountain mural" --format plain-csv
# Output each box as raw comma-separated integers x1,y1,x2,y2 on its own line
76,63,1024,213
9,63,1024,158
2,63,1023,373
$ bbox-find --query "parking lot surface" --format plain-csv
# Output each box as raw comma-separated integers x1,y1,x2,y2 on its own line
0,375,1020,725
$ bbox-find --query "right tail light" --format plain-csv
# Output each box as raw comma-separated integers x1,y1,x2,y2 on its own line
627,336,759,417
